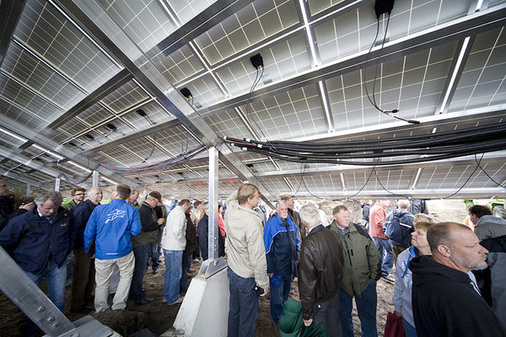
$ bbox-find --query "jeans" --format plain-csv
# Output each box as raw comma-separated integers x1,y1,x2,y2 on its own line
180,253,192,292
130,244,150,302
373,237,393,276
339,279,378,337
269,276,291,324
25,259,67,311
403,318,417,337
163,249,183,303
94,251,135,312
227,267,259,337
23,259,67,337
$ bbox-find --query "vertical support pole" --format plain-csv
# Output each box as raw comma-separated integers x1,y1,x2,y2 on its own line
208,146,219,260
55,177,60,192
26,183,32,195
92,170,99,187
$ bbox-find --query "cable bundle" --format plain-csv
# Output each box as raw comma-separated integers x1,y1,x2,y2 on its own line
223,123,506,166
100,144,207,174
60,171,93,185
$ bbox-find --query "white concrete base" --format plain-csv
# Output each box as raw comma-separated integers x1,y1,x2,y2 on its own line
161,267,229,337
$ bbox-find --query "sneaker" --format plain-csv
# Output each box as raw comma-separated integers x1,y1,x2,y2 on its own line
167,296,184,306
382,275,395,282
134,297,154,306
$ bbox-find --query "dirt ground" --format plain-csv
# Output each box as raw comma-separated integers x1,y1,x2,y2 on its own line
0,258,395,337
0,199,468,336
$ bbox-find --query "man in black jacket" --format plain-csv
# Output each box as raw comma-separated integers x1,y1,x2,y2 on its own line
70,187,102,313
298,204,344,337
130,191,164,305
410,222,506,336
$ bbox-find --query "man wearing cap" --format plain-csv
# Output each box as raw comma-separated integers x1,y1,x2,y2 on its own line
130,191,165,306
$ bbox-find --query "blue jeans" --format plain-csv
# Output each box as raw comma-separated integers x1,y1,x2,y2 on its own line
269,275,291,324
180,254,192,292
373,237,393,276
339,279,378,337
130,244,150,302
227,267,259,337
403,318,417,337
24,259,67,336
25,259,67,311
163,249,183,303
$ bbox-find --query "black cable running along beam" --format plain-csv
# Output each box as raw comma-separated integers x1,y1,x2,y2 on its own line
223,123,506,165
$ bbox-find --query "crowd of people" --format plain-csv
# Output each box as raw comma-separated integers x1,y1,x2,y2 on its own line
0,178,505,336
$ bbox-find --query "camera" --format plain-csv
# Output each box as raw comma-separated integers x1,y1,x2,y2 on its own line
254,286,264,296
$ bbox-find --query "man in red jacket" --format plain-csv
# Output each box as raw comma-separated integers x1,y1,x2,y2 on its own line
369,199,394,281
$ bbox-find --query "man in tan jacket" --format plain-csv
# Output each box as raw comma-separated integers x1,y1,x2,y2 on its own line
225,183,269,337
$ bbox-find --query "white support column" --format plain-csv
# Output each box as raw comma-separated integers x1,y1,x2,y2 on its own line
55,177,60,192
92,170,99,187
208,146,219,261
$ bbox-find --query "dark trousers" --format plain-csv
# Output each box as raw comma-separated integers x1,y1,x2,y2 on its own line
227,267,259,337
130,244,150,302
313,292,342,337
149,229,163,271
70,247,95,311
180,253,192,292
339,279,378,337
269,276,291,324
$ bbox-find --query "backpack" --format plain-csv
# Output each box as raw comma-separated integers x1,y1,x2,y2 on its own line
384,210,414,246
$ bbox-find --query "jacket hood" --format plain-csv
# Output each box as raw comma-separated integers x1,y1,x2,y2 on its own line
477,215,506,226
409,255,470,287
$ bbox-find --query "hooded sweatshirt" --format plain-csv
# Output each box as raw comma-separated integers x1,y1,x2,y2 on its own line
409,255,506,337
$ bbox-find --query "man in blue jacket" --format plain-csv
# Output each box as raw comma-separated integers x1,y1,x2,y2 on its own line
0,191,73,312
263,200,300,325
84,184,141,312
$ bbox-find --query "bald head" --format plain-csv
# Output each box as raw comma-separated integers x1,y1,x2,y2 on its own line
427,222,488,273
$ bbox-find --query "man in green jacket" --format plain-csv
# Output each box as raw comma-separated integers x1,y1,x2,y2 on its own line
330,205,381,337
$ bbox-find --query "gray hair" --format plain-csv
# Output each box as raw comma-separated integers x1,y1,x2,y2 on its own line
202,202,209,212
35,191,63,206
299,204,321,228
276,200,287,210
397,199,410,209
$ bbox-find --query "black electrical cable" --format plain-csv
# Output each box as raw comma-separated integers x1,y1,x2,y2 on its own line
474,153,506,189
225,124,506,154
231,136,506,163
243,144,506,166
373,167,410,199
142,142,156,164
362,13,419,124
292,163,307,197
442,153,484,199
237,123,506,149
348,159,380,199
301,164,325,200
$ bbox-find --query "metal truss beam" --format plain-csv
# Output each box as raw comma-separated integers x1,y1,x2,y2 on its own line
59,0,276,200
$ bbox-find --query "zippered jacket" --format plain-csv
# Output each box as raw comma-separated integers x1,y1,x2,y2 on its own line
263,214,300,278
329,221,380,296
0,207,74,275
84,199,141,260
